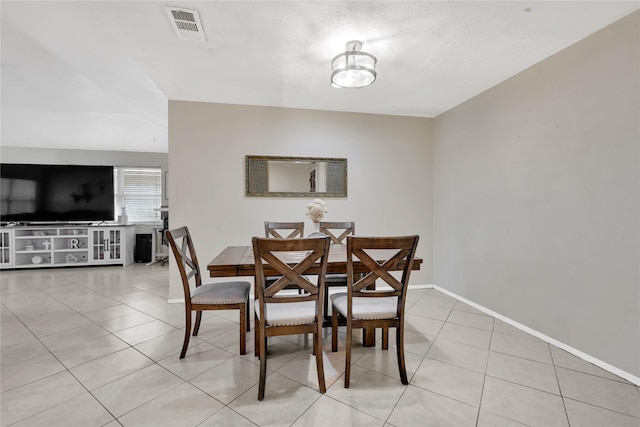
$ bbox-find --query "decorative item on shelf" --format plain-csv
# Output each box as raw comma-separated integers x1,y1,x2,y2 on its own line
31,255,43,264
66,253,78,263
70,238,80,249
25,240,34,251
33,231,46,236
118,207,128,225
72,230,80,235
306,198,327,234
43,241,51,250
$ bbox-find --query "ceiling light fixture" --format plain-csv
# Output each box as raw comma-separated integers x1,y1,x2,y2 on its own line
330,40,377,89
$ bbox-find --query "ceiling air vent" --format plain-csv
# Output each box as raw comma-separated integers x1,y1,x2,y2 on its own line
165,7,206,43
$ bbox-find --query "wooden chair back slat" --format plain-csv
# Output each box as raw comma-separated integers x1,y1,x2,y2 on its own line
264,221,305,238
319,221,355,244
166,227,203,301
347,236,419,309
253,236,330,304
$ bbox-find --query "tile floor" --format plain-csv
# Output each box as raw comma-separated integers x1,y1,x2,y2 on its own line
1,264,639,426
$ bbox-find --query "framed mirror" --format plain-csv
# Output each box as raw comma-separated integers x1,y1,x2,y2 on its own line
246,155,347,197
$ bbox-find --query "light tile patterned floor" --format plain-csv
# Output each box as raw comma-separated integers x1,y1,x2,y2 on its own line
1,264,639,426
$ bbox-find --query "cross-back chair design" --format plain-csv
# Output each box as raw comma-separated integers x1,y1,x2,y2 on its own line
264,221,304,239
319,221,355,244
330,235,419,388
252,235,331,400
166,226,251,358
264,221,305,291
318,221,356,320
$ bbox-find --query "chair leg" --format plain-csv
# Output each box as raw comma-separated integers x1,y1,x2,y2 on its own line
323,286,329,319
382,326,389,350
396,325,408,385
239,304,246,355
193,310,203,336
254,313,260,357
258,324,268,401
180,309,192,359
246,296,251,332
344,318,352,388
315,324,326,393
331,305,339,352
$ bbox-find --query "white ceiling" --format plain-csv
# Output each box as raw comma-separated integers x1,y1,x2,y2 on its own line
2,1,638,153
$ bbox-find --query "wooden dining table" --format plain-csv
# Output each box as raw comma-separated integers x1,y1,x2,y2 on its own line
207,244,423,346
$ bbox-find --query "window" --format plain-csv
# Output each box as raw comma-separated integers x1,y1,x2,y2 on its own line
114,167,162,223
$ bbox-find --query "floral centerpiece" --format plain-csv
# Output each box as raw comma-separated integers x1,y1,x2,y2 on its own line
306,199,327,232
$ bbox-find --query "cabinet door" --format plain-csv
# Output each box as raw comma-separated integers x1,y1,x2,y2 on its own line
91,228,123,263
0,230,12,266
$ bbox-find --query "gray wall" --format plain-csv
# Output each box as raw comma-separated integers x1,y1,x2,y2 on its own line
168,102,434,300
0,146,169,203
433,12,639,376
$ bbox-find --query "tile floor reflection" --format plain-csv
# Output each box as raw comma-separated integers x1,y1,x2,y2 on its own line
1,265,639,426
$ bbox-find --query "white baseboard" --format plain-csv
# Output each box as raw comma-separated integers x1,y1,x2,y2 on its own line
414,283,639,386
169,283,640,385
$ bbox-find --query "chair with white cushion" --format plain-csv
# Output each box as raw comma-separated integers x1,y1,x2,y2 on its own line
166,226,251,358
330,235,419,387
252,235,330,400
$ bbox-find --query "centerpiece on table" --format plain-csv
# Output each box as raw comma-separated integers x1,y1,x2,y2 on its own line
305,199,327,234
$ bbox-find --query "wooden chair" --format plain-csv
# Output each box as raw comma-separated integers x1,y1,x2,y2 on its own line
166,226,251,358
252,235,331,400
264,221,304,238
318,221,355,320
330,235,419,387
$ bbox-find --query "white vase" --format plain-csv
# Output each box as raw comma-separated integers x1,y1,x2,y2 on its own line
312,222,320,233
118,207,128,224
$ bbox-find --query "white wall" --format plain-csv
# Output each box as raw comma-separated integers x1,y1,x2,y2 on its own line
168,102,433,299
433,12,639,376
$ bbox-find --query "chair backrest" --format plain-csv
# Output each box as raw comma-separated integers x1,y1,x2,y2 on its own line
346,235,419,314
165,226,201,302
252,236,331,316
319,221,355,244
264,221,305,238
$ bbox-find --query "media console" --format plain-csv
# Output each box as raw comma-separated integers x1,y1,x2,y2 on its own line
0,225,135,269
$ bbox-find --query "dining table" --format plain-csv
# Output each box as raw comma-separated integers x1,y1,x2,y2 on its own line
207,243,423,347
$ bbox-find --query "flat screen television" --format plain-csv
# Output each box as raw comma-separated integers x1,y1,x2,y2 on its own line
1,164,115,223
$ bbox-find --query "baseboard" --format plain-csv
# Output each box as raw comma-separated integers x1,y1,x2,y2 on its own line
420,284,640,386
169,283,640,386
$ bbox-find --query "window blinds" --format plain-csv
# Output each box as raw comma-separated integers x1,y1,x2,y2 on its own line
114,167,162,222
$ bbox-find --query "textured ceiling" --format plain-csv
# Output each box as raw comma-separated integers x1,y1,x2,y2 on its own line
1,1,638,153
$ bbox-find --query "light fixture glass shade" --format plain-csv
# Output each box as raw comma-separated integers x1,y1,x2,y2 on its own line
331,40,377,88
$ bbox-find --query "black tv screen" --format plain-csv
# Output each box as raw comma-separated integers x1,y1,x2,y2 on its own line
1,164,115,223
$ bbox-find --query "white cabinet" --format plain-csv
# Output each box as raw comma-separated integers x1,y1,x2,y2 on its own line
0,225,134,269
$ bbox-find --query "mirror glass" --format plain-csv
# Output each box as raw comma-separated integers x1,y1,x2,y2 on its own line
246,155,347,197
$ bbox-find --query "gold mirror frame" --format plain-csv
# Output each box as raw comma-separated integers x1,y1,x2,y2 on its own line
246,155,347,197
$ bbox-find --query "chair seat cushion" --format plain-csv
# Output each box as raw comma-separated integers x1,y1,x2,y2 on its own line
255,301,317,326
330,293,398,320
191,282,250,305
